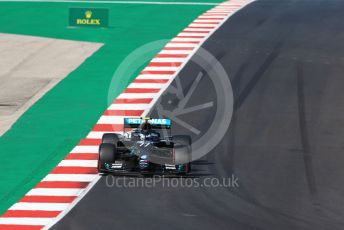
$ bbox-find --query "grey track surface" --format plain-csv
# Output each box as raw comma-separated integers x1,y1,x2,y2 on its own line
52,0,344,229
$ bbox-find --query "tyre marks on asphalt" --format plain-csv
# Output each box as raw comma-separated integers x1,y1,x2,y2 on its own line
296,62,318,197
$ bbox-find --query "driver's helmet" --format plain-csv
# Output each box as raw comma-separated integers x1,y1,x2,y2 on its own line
145,131,160,142
139,120,152,134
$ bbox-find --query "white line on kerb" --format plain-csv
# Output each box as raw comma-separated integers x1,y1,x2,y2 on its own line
0,0,219,5
42,175,101,230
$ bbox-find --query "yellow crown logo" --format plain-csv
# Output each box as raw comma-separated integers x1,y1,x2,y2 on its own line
85,10,92,19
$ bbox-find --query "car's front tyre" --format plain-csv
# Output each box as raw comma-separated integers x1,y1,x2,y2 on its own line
98,143,117,174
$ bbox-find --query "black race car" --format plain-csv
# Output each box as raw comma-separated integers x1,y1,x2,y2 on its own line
97,117,192,175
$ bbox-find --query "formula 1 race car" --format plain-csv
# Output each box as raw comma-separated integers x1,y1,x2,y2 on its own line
97,117,192,176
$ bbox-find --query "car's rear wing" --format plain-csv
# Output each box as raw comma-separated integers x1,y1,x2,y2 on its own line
123,118,171,129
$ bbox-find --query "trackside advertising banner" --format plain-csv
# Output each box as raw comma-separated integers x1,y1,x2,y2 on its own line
69,8,109,28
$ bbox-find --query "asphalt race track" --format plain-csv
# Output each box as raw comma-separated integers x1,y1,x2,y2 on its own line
52,0,344,229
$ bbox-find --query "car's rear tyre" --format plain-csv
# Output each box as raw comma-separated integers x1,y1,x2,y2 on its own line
102,133,119,146
173,135,192,166
175,162,191,176
185,162,191,173
98,143,117,174
172,135,191,146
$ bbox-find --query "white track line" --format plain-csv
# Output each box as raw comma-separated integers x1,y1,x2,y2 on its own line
198,15,226,18
42,174,98,182
108,103,150,110
171,38,204,42
70,146,99,153
127,83,166,88
178,32,208,36
87,131,121,139
117,93,158,99
143,66,180,71
136,73,173,79
58,160,97,167
183,28,213,32
10,203,69,211
165,43,199,47
193,19,223,23
189,23,220,27
0,218,53,225
27,188,84,196
97,116,133,124
151,58,186,62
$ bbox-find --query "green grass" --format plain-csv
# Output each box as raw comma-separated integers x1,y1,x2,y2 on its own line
0,2,216,213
